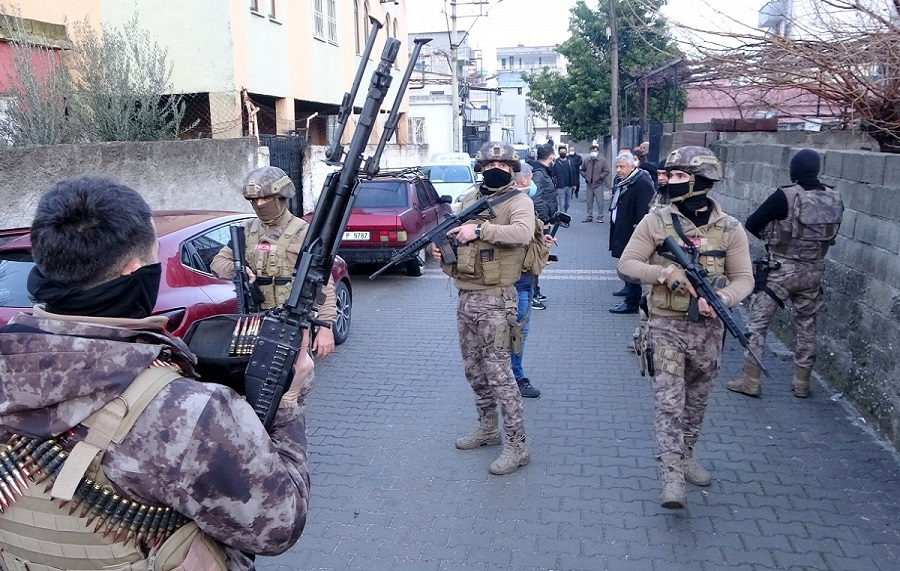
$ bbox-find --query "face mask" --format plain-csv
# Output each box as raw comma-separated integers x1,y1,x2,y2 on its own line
28,262,162,319
590,152,598,158
667,181,691,201
559,152,567,158
253,198,286,224
528,181,538,196
482,167,513,189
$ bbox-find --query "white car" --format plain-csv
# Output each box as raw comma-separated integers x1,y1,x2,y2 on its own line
419,162,479,210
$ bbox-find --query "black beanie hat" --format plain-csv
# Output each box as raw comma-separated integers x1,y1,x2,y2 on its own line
790,149,821,182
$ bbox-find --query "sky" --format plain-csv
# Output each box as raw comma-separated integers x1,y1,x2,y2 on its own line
406,0,769,73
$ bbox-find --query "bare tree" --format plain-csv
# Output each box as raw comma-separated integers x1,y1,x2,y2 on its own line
665,0,900,152
0,10,77,146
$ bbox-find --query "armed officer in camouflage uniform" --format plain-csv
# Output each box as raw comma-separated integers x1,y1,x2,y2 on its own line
727,149,844,399
0,177,313,570
211,166,336,357
618,147,754,509
429,141,536,475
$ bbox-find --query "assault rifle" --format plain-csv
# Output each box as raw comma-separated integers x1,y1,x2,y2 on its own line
244,22,431,429
229,225,263,314
368,190,517,280
659,236,771,378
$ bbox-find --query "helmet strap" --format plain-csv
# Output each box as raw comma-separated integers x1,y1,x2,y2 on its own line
668,175,709,203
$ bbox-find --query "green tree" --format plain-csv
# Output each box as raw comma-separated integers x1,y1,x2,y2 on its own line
525,0,685,141
70,15,188,142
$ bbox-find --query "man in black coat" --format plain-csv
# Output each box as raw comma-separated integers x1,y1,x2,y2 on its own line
567,145,584,199
608,151,656,314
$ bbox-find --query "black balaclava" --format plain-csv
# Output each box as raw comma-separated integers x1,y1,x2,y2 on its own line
481,167,513,192
669,175,715,225
28,263,162,319
790,149,822,190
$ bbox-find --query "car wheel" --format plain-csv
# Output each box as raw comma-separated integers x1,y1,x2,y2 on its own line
405,248,426,277
333,281,351,345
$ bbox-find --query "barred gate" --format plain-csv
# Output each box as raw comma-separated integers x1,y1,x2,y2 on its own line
259,134,305,215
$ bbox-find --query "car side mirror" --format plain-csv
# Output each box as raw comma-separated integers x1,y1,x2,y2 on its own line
440,194,453,204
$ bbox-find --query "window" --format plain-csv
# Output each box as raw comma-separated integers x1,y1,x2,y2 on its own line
414,182,432,209
353,0,360,53
269,0,277,19
314,0,324,39
250,0,259,12
181,225,233,275
501,57,506,69
385,14,392,37
355,181,409,208
327,0,338,43
393,19,398,40
518,58,522,67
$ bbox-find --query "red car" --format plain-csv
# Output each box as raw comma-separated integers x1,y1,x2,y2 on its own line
0,211,352,343
335,171,453,276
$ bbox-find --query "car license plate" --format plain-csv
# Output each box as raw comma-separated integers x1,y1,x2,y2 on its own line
342,231,370,241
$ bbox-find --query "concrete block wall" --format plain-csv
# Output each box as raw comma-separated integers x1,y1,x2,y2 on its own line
0,138,262,228
711,140,900,447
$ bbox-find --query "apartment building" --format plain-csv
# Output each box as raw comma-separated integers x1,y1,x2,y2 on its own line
495,44,564,146
10,0,411,143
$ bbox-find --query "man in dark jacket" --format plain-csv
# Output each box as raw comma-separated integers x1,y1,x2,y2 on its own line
634,142,659,188
581,144,610,222
529,143,558,224
609,151,656,314
550,145,576,213
567,145,584,199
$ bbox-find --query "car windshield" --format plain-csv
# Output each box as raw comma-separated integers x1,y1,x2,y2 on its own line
421,165,474,184
0,255,35,308
355,181,409,208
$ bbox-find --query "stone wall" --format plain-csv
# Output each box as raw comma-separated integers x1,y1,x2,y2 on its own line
0,139,431,227
710,140,900,447
0,138,264,228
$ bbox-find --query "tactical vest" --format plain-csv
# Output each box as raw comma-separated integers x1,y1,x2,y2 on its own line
246,216,306,309
650,209,727,314
442,190,527,287
764,184,844,262
0,366,226,571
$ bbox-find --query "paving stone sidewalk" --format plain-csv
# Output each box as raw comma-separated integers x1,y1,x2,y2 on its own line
261,196,900,571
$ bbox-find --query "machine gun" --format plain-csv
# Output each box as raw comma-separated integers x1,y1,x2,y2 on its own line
658,236,771,378
241,26,431,429
368,190,518,280
229,225,263,314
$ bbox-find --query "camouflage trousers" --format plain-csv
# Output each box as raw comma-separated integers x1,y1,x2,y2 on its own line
746,257,824,369
649,316,725,457
457,288,525,439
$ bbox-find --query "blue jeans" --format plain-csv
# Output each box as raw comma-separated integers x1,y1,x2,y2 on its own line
557,187,572,213
511,289,532,380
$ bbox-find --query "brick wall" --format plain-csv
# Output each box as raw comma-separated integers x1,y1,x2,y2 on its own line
711,141,900,447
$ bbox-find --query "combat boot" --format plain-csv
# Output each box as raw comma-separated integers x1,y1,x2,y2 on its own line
726,362,762,397
659,453,686,509
792,366,813,398
682,437,711,487
489,434,530,475
455,410,502,450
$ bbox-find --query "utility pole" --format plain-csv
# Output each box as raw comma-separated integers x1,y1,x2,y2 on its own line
451,0,460,152
609,0,619,167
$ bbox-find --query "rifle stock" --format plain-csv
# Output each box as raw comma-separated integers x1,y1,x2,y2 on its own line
244,22,420,429
659,236,771,378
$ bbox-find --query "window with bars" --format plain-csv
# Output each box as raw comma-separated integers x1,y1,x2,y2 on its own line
327,0,338,43
314,0,325,38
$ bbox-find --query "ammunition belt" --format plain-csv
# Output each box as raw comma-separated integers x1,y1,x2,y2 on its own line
0,433,188,549
230,314,263,356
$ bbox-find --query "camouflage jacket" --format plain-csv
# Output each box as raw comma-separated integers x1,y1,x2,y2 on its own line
0,308,311,570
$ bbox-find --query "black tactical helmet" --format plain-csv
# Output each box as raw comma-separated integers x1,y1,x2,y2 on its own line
242,166,296,200
473,141,522,173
